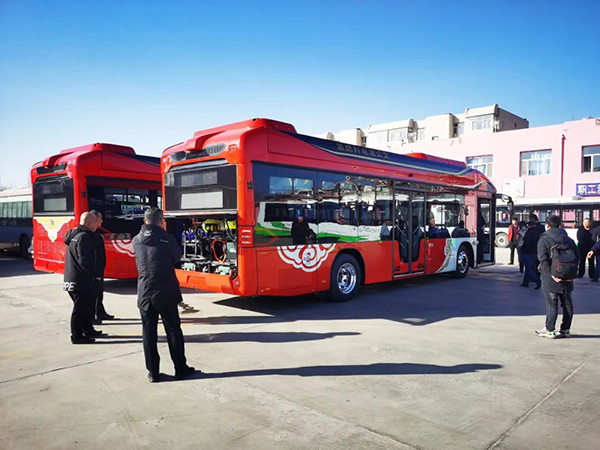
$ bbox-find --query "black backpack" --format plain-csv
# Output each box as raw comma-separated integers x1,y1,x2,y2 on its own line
550,242,578,280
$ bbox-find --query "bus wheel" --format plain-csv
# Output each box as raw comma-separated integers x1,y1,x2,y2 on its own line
495,232,508,248
451,245,470,279
19,235,30,259
329,254,361,302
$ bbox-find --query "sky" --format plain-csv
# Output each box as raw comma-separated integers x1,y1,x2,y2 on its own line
1,0,599,188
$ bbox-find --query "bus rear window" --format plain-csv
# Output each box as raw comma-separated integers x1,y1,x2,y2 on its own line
164,164,236,212
33,177,74,215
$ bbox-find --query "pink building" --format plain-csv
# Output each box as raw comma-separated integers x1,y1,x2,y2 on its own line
383,117,600,233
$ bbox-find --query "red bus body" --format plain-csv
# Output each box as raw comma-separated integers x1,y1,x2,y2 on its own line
162,118,496,297
31,143,161,279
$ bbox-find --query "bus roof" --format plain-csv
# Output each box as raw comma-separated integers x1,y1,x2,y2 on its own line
163,118,494,192
31,143,160,177
0,187,31,198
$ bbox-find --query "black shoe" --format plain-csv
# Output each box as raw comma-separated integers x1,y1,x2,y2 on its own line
520,283,528,287
84,329,105,338
93,318,103,325
72,336,96,344
97,313,115,320
508,262,514,265
534,285,541,290
174,366,198,380
147,373,161,383
592,279,599,283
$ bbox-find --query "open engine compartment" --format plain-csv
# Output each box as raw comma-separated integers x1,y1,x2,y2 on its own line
166,216,237,276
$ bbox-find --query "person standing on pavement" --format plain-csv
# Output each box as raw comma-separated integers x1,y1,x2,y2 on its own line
587,230,600,283
89,211,115,324
516,220,527,274
520,221,542,289
133,207,196,383
536,215,579,338
576,218,595,279
507,217,520,266
64,212,103,344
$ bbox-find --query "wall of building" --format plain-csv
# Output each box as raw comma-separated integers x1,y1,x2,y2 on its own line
381,117,600,200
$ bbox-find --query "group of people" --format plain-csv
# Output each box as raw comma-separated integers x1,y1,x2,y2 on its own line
506,213,600,338
64,207,196,383
63,210,114,344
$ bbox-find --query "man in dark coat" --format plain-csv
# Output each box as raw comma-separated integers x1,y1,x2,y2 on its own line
520,221,541,289
89,211,115,324
587,228,600,282
576,218,595,278
64,212,102,344
536,215,579,339
133,207,196,383
291,214,310,245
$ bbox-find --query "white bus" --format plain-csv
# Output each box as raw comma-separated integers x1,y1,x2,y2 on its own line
0,187,33,258
495,197,600,246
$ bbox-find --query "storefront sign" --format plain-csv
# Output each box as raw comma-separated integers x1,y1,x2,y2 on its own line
576,183,600,197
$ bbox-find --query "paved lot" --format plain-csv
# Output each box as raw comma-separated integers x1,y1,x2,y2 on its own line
1,249,599,450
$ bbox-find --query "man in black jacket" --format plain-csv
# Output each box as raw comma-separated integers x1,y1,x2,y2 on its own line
89,211,115,324
536,215,579,339
133,207,196,383
587,229,600,282
576,218,595,278
64,212,102,344
520,221,541,289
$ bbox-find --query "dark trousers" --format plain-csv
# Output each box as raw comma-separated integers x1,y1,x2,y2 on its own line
508,242,517,264
522,253,541,287
140,302,187,375
594,255,600,281
69,290,95,338
517,247,524,273
95,284,107,317
577,246,594,278
543,290,573,332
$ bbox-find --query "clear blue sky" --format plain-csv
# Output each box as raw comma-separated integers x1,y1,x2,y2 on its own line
1,0,599,187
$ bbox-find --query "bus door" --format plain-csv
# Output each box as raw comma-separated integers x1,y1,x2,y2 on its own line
393,189,426,276
477,197,494,265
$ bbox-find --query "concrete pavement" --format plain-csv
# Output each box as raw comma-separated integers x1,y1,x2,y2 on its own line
0,249,599,450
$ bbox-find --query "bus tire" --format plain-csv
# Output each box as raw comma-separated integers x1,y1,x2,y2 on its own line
19,235,30,259
329,254,361,302
495,232,508,248
451,244,470,279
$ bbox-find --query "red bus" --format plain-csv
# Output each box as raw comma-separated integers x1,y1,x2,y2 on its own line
31,143,161,278
162,119,496,300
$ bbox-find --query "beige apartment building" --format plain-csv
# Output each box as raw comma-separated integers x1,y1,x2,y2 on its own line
317,104,529,147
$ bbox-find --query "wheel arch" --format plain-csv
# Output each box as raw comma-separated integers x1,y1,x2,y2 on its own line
335,248,365,285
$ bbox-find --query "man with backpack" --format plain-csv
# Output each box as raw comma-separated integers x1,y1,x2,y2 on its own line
536,215,579,339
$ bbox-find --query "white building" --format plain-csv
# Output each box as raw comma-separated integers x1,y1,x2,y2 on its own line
320,104,529,147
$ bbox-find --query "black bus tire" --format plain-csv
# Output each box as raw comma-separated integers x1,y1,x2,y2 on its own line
451,244,470,279
328,254,361,302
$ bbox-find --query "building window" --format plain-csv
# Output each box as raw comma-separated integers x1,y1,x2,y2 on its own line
417,128,425,141
466,156,493,177
520,150,551,177
471,115,493,131
361,136,367,147
583,145,600,172
388,128,407,142
453,122,464,137
431,136,439,141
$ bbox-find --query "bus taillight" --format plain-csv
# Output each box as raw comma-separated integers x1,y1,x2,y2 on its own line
239,227,253,247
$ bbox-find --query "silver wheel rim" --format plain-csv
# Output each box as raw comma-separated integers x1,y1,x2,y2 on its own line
457,250,469,274
337,263,357,294
497,235,507,246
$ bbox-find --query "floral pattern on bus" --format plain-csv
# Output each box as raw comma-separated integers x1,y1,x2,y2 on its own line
107,234,135,257
277,244,336,273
